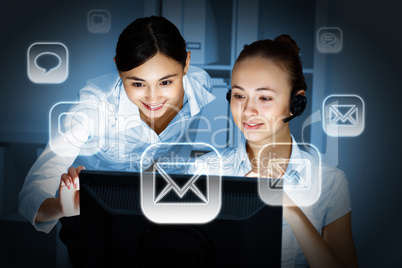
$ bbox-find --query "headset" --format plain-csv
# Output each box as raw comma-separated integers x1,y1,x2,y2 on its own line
226,88,307,123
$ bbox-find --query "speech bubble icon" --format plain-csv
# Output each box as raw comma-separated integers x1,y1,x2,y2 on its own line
317,27,343,53
91,14,106,27
27,42,69,83
87,10,111,33
34,52,62,75
320,32,339,48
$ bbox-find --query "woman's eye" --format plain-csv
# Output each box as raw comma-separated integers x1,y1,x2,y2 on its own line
233,94,245,99
132,82,144,88
260,96,272,101
160,80,172,86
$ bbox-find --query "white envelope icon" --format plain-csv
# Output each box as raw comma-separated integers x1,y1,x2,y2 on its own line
329,104,358,127
268,159,311,190
141,161,221,224
153,163,208,203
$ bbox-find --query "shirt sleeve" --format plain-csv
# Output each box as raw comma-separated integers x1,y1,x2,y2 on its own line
201,68,213,93
18,142,77,233
322,171,352,227
182,66,216,118
186,65,213,93
18,82,106,233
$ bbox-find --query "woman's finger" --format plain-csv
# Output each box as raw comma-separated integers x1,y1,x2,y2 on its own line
76,165,85,175
68,166,80,190
73,166,86,190
60,173,72,189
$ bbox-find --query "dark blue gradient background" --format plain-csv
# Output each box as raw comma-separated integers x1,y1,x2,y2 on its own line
0,0,400,267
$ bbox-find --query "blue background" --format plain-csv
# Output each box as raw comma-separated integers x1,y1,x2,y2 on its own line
0,0,400,267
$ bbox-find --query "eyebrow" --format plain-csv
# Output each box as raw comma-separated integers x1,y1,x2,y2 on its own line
126,74,178,82
231,85,276,92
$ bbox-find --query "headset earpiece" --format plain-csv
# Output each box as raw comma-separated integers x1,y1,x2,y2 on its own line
226,88,232,103
290,94,307,116
283,93,307,123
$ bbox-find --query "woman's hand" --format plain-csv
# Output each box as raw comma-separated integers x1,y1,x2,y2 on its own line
35,165,85,223
58,166,85,217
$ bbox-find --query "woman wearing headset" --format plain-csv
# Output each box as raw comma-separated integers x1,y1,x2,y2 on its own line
196,35,358,267
18,16,214,237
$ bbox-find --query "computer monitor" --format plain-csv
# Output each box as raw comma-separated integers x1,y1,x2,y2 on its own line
79,170,283,267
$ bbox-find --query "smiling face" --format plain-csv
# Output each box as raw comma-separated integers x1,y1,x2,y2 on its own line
230,57,294,146
119,51,190,128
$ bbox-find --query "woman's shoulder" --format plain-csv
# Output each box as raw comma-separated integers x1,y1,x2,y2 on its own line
183,66,216,115
297,147,347,183
187,65,211,78
77,73,121,101
85,73,120,89
295,147,349,203
185,66,213,92
300,149,349,202
296,149,351,227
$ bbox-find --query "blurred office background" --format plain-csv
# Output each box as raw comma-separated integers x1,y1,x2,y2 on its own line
0,0,400,266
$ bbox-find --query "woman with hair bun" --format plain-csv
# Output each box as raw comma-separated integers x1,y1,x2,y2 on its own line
194,34,358,267
19,16,214,238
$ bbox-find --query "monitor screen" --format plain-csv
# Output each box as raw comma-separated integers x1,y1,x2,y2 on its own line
78,170,283,267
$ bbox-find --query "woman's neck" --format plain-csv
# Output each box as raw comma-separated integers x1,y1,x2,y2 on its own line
140,91,185,135
246,131,292,174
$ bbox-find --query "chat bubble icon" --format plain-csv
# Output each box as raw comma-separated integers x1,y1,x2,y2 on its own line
87,10,111,33
317,27,343,53
27,42,68,83
91,15,106,27
49,101,104,156
320,33,339,48
34,52,62,75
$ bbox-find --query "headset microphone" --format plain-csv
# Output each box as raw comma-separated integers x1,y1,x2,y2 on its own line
283,114,297,123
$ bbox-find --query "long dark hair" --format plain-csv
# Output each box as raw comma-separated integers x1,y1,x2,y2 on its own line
115,16,187,72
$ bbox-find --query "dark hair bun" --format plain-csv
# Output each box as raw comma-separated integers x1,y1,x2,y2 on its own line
235,34,307,97
274,34,300,55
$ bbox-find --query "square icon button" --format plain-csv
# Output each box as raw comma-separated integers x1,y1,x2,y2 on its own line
140,143,222,224
258,143,321,207
317,27,343,53
322,94,365,137
87,10,111,33
27,42,68,84
49,101,102,156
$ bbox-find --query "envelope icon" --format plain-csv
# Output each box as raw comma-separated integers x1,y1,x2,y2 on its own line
329,104,358,127
268,159,311,190
141,161,221,224
153,163,208,203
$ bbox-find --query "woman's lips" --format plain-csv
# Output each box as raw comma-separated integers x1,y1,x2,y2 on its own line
243,122,264,130
142,100,167,111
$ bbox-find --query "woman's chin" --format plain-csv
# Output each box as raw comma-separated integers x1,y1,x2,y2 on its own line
244,133,269,146
141,108,166,119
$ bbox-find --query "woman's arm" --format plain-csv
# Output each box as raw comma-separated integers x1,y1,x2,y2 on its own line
322,212,358,267
284,194,358,268
19,82,105,232
35,197,62,223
